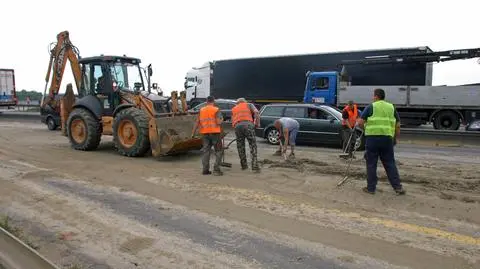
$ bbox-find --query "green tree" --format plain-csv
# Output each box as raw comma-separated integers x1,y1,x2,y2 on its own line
16,90,43,101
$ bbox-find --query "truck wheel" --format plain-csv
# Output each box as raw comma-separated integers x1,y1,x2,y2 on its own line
266,127,280,145
113,107,150,157
67,108,102,151
47,116,57,131
433,111,460,130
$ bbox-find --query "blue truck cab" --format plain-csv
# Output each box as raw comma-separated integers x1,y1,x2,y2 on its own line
303,71,363,115
303,71,340,105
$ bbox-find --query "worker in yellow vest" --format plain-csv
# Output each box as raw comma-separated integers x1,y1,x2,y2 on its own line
358,88,405,195
192,96,224,176
231,98,260,172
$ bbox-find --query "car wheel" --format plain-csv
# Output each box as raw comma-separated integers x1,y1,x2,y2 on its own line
266,127,280,145
47,116,57,131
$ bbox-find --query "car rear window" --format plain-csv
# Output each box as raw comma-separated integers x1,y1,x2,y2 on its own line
261,106,284,117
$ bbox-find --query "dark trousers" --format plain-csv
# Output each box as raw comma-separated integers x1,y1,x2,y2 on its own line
365,136,402,192
201,133,222,172
234,122,259,169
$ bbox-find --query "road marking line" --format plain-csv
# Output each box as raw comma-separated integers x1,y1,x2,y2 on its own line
209,185,480,246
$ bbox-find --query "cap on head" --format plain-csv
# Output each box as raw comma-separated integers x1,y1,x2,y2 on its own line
206,95,215,103
236,97,247,104
347,100,354,105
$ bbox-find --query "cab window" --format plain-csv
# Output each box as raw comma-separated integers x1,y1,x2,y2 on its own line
311,77,329,90
93,64,106,94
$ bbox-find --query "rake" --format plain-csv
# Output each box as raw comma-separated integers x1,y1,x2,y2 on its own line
337,127,364,187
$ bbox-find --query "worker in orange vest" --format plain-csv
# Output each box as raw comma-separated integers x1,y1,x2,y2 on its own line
192,96,224,176
341,100,359,158
231,98,260,172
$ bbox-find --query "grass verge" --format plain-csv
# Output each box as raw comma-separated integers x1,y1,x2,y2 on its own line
0,215,39,250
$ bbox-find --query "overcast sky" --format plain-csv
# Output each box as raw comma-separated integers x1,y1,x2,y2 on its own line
2,0,479,95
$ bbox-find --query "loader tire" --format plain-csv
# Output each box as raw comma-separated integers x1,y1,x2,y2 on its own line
113,107,150,157
66,107,102,151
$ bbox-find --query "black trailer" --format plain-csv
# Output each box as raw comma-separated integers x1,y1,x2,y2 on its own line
210,47,433,105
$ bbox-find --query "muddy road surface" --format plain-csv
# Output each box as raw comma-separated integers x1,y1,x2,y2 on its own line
0,120,479,269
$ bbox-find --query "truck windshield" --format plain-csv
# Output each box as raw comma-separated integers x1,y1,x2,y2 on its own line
110,62,144,92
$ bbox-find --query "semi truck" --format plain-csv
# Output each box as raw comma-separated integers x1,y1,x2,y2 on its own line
0,69,17,107
303,47,480,130
185,47,434,108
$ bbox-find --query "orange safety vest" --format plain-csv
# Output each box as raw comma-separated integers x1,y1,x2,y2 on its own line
199,104,221,134
231,102,254,127
342,104,358,127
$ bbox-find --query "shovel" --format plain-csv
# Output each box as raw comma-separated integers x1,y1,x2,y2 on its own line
278,137,288,161
220,135,237,168
337,128,364,187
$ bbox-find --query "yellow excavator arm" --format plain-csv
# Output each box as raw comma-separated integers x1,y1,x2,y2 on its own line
41,31,82,110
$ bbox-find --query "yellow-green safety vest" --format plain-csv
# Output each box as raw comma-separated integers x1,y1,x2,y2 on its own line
365,100,396,137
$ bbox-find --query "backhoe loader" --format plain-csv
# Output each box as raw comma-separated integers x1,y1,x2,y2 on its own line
45,31,203,157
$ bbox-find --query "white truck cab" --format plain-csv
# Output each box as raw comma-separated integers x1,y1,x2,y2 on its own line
184,62,212,107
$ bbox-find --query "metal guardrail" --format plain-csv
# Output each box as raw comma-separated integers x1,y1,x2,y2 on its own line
1,105,479,141
399,128,480,145
13,104,40,112
401,128,480,138
0,227,60,269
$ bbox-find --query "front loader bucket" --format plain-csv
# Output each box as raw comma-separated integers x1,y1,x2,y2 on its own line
149,114,203,157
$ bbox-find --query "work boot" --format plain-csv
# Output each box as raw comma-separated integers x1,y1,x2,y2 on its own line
241,165,248,170
362,187,375,195
202,170,212,175
213,170,223,176
395,187,406,195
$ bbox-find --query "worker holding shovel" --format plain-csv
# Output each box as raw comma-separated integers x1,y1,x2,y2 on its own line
357,88,406,195
273,117,299,159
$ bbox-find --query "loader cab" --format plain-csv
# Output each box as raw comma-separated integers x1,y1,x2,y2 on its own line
78,55,145,115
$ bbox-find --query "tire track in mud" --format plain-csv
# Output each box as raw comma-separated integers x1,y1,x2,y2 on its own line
0,158,408,269
41,178,395,269
141,173,480,265
1,122,479,268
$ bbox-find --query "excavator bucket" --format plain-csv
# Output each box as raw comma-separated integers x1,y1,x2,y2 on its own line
148,91,203,157
149,114,203,157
